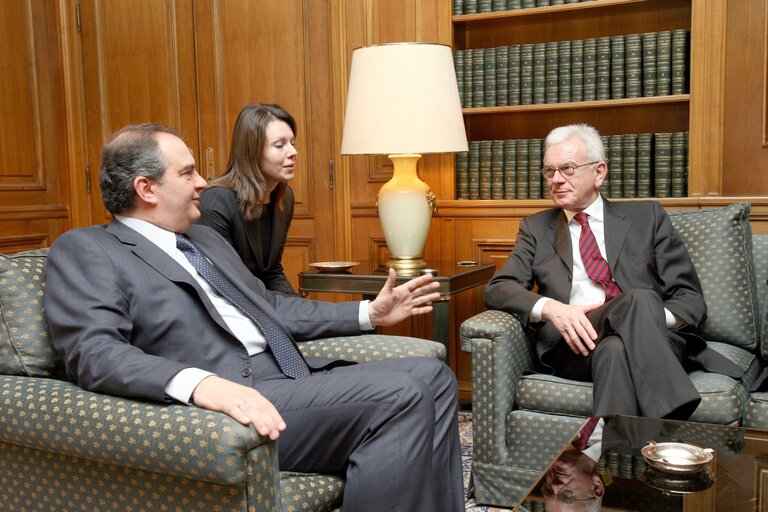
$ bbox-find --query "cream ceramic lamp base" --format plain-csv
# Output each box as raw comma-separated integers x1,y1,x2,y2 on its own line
377,154,436,275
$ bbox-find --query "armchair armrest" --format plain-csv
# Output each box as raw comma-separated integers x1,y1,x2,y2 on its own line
460,310,535,466
0,375,271,485
298,334,446,363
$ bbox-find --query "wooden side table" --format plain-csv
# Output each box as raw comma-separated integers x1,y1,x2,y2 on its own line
298,261,496,366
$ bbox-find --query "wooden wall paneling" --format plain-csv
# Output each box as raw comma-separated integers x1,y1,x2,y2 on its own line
0,0,71,252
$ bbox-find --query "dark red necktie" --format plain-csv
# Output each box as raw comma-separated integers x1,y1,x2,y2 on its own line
574,213,621,301
572,416,600,451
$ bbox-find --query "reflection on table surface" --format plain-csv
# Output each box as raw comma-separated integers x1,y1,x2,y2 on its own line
518,414,766,512
301,260,489,278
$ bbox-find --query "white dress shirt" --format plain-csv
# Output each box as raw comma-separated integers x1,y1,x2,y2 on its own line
115,216,373,403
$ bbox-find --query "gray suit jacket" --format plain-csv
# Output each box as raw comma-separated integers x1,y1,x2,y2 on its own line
44,221,360,402
198,186,296,295
484,199,707,361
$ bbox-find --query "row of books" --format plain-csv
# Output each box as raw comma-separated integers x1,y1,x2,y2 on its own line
455,131,689,200
455,30,689,108
455,0,595,15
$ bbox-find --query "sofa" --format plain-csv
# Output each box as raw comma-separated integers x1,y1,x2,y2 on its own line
460,202,768,508
0,248,446,512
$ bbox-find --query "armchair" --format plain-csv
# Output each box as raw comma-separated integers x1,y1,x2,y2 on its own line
0,248,446,512
461,203,768,507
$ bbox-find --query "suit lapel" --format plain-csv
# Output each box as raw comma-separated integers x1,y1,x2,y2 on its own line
603,199,631,270
553,210,573,278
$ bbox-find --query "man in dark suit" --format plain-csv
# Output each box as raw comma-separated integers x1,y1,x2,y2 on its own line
485,123,708,420
44,124,463,511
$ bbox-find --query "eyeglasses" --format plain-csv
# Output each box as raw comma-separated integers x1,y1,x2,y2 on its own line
541,161,600,179
542,484,597,505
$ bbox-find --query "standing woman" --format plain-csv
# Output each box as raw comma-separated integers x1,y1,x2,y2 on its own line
199,103,299,295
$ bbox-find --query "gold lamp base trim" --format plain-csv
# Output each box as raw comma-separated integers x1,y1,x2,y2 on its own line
384,256,428,276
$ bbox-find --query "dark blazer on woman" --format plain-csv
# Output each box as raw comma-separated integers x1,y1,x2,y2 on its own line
198,185,297,295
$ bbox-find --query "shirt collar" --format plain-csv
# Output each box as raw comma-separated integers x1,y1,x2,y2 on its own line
115,215,178,256
564,195,604,224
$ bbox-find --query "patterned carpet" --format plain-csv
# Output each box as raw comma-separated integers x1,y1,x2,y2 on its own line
460,411,514,512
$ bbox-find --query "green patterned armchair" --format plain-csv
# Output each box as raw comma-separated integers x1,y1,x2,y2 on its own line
460,202,768,508
0,249,446,512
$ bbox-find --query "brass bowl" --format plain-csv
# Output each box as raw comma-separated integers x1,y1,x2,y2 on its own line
641,441,714,474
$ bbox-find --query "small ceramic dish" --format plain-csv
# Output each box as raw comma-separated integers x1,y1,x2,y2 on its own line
641,441,714,474
308,261,360,273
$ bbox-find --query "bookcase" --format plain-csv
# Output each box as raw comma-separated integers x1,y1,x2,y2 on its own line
451,0,709,201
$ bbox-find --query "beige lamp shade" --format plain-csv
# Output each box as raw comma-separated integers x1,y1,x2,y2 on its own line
340,43,468,155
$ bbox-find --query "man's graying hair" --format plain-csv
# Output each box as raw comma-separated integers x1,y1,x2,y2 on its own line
100,124,183,215
545,123,606,163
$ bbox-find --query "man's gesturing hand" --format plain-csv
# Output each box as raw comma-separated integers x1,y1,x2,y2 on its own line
368,268,440,327
191,375,286,440
541,300,602,356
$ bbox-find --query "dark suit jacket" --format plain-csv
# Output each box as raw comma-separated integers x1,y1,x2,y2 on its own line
198,186,296,295
484,199,707,361
44,221,360,403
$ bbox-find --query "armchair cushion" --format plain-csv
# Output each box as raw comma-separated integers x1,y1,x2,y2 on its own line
299,333,446,362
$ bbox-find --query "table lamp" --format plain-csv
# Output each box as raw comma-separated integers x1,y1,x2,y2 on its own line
340,42,468,275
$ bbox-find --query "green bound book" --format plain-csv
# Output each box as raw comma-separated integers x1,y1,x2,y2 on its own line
571,39,584,102
454,0,464,17
516,139,529,199
596,37,611,101
520,44,534,105
508,0,522,8
479,0,493,13
484,47,497,107
492,0,507,11
545,41,559,104
522,0,535,7
455,151,469,200
528,139,543,199
536,0,550,6
656,31,672,96
610,35,625,100
600,135,611,197
642,32,657,97
463,0,478,14
533,43,547,104
622,133,638,198
558,40,572,103
479,140,493,199
670,131,687,197
496,45,510,106
491,140,505,199
637,133,653,197
503,139,517,199
625,34,642,98
671,29,689,94
608,134,624,197
468,141,481,200
454,50,465,108
463,48,474,108
472,48,485,107
583,38,597,101
509,45,521,105
653,132,672,198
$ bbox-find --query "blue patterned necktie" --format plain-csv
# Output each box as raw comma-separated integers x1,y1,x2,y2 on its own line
574,213,622,301
175,234,311,379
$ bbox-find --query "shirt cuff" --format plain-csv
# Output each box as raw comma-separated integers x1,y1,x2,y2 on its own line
530,297,553,323
665,308,682,329
359,300,374,330
165,368,215,404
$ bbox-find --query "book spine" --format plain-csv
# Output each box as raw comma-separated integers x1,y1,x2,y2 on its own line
545,41,559,104
454,0,464,16
508,0,522,8
653,132,672,198
636,133,653,197
670,131,687,197
625,34,642,99
528,139,543,199
516,139,529,199
478,0,493,13
472,48,485,107
520,44,534,105
463,48,474,108
484,47,497,107
454,50,465,108
533,43,547,105
642,32,657,97
492,0,507,11
455,151,469,200
583,38,597,101
496,45,510,107
479,140,493,199
656,30,672,96
521,0,535,8
609,134,624,197
464,0,478,14
468,141,481,200
671,29,689,95
503,139,517,199
610,35,625,99
491,140,505,199
558,40,572,103
622,133,638,198
596,37,612,101
535,0,550,6
508,44,521,106
600,135,611,197
570,39,584,102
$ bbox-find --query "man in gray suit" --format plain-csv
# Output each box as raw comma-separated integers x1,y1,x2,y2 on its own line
44,124,463,512
485,123,726,420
